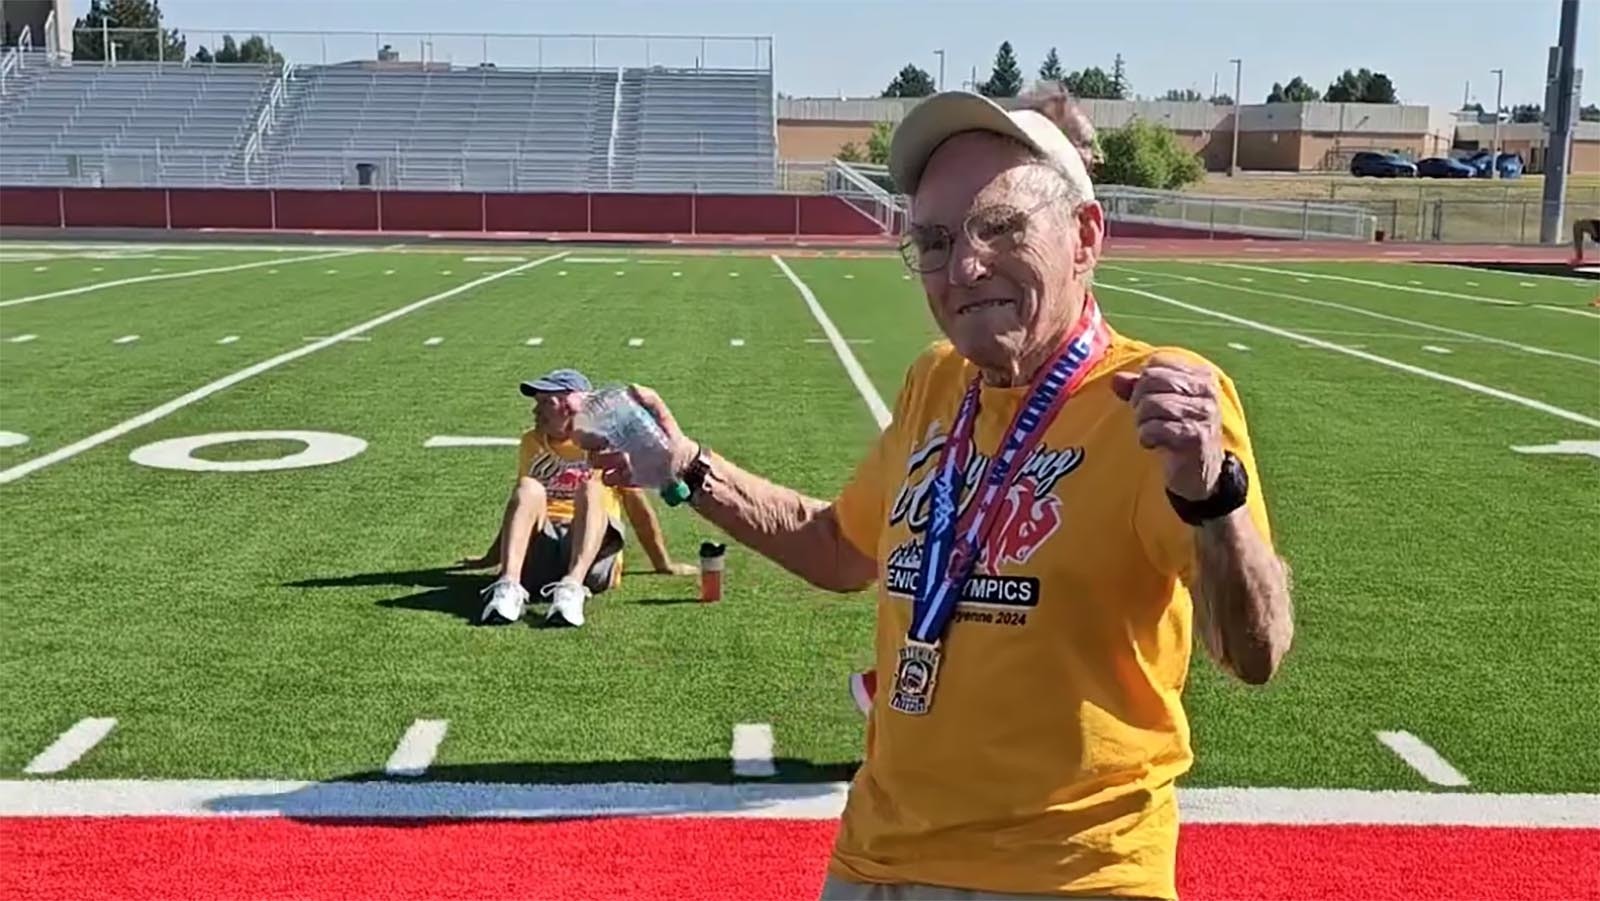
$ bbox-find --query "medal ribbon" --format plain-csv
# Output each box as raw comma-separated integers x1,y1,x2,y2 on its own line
909,294,1111,644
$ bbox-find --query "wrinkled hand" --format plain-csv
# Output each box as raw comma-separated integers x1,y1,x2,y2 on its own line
455,554,497,570
582,385,700,489
1109,354,1223,502
657,562,699,577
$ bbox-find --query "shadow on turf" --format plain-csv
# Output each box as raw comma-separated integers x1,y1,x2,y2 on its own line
285,566,704,622
204,759,858,823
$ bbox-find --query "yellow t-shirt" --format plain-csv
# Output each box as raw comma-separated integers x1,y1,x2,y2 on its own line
829,332,1274,899
516,430,623,525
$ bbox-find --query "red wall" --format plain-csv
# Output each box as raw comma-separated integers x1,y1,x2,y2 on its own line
0,187,891,237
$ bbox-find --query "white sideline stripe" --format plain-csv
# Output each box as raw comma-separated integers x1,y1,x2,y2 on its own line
0,252,566,486
385,719,449,778
627,337,644,347
804,337,874,345
1376,730,1470,787
1211,262,1523,306
112,335,140,345
1226,342,1250,351
22,719,117,775
0,248,367,308
0,781,1595,826
423,337,444,346
8,334,38,343
1422,345,1453,355
303,335,372,343
424,436,520,448
1536,304,1600,320
566,256,628,263
1109,264,1598,367
525,337,544,346
1097,283,1600,430
731,723,776,778
217,335,240,345
773,255,892,430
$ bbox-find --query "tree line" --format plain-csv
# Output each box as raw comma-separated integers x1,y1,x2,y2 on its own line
71,0,284,63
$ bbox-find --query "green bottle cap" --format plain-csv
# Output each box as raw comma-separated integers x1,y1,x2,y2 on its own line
659,480,692,507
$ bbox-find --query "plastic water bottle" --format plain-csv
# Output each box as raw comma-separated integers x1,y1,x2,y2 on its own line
574,386,682,496
699,541,726,602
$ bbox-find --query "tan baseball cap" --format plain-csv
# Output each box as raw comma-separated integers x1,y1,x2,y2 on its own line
888,91,1095,201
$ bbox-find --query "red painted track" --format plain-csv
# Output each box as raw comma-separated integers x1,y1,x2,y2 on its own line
3,817,1596,901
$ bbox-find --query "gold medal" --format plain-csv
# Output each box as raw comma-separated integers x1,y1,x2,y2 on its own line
889,639,942,716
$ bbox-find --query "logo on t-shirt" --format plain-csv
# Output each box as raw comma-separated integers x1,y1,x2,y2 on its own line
884,422,1084,609
525,451,589,503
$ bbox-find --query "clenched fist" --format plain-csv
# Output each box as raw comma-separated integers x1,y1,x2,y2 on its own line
1110,354,1224,502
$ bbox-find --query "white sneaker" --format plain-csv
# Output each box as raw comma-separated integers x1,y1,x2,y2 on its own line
478,578,529,625
541,580,591,627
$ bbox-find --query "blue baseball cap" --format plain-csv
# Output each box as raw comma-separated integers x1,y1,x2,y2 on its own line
520,368,592,396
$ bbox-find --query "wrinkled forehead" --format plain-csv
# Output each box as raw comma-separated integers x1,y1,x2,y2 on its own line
910,131,1041,226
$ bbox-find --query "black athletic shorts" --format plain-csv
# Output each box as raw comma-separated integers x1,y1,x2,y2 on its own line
520,517,625,594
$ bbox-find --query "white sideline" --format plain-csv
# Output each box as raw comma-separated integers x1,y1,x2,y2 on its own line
1535,304,1600,320
1106,264,1598,367
731,724,776,778
0,248,370,308
1097,283,1600,430
772,255,892,429
0,252,566,485
1376,730,1471,788
21,719,117,775
1209,263,1524,306
0,780,1595,826
385,720,449,778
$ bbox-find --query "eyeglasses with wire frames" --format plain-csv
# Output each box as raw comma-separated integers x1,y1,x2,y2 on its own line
898,192,1064,274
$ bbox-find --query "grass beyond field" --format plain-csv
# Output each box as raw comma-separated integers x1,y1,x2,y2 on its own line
0,242,1596,797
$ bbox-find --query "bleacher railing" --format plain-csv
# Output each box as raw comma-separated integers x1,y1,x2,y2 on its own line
1097,186,1376,241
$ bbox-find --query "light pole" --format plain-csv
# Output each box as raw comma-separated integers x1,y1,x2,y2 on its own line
934,49,945,92
1229,58,1243,176
1490,67,1504,180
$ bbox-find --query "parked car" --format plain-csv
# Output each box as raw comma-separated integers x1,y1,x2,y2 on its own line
1416,157,1477,178
1350,151,1418,178
1462,150,1524,179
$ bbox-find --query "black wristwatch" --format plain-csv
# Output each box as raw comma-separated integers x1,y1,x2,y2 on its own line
1166,451,1248,526
662,443,712,507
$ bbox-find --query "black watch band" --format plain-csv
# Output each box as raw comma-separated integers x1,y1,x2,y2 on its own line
681,443,713,500
1166,451,1248,526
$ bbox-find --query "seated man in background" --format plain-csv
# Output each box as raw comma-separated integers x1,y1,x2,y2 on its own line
462,368,692,627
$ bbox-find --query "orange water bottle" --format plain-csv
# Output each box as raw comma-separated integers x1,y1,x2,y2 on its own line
699,542,726,602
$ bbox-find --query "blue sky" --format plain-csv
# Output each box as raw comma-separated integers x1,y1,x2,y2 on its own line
149,0,1597,113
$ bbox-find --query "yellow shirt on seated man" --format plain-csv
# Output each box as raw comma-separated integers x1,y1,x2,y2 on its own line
465,368,695,628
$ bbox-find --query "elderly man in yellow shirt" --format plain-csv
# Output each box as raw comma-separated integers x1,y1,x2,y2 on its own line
584,90,1294,900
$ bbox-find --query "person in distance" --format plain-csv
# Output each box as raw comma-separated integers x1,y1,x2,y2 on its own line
462,368,693,628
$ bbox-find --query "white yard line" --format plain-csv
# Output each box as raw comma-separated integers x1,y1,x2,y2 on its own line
0,248,371,308
1226,342,1250,351
1376,730,1471,788
730,338,746,347
1422,345,1453,355
1535,304,1600,320
1107,310,1474,343
525,337,545,347
423,337,444,346
8,334,38,343
773,255,892,430
1107,264,1597,367
1209,262,1523,306
385,719,449,778
112,335,140,345
0,253,566,485
0,780,1594,826
627,337,644,347
1097,283,1600,430
217,335,240,345
22,719,117,775
731,724,776,778
423,436,520,448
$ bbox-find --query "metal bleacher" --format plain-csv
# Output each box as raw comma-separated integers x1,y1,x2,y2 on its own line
257,65,621,190
0,56,276,186
0,43,778,192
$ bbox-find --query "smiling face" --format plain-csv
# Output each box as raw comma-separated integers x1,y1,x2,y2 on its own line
907,131,1104,386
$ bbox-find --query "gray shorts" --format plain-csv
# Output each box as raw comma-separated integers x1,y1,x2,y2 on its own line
521,517,625,595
